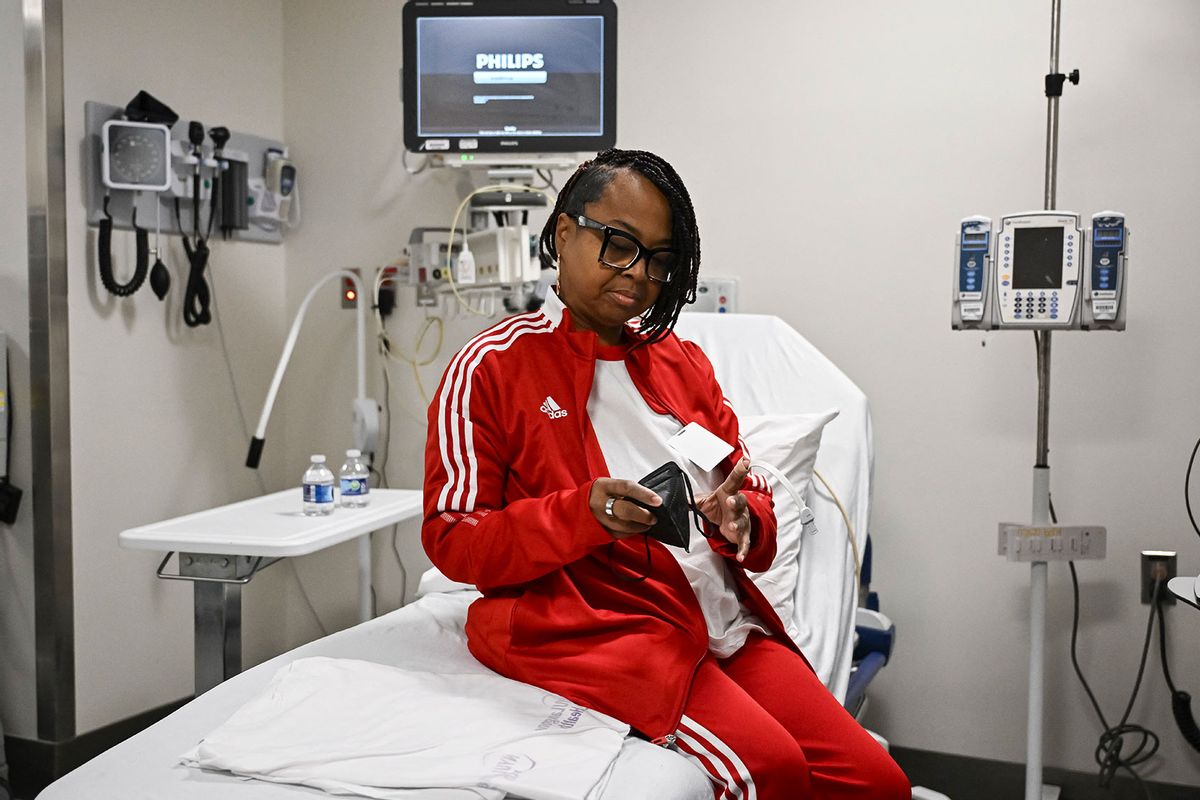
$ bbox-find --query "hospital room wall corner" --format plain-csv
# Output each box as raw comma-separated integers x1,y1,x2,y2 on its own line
2,0,293,788
1,0,39,748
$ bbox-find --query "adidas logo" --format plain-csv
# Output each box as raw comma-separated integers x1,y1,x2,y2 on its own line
540,395,568,419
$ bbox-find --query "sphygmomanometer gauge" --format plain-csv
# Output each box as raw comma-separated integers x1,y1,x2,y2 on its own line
102,120,171,192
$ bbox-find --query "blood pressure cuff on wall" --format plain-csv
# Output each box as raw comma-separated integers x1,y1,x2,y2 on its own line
627,461,702,552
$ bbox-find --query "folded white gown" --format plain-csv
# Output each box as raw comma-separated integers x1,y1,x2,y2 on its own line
183,656,630,800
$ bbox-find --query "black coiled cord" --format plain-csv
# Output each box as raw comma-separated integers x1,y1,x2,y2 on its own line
1157,594,1200,753
97,195,149,297
1051,485,1160,799
1068,562,1160,797
175,196,212,327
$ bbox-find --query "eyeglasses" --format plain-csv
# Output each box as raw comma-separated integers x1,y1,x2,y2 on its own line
573,214,679,284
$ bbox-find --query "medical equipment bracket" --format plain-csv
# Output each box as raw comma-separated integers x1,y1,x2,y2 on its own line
83,101,286,245
155,552,275,585
1043,69,1078,98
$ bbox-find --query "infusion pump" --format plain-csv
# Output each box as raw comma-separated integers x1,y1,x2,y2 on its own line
951,211,1128,331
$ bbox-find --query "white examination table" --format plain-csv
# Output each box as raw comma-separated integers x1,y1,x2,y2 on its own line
40,312,878,800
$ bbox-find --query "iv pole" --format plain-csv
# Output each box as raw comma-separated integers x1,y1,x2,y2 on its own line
1028,0,1076,796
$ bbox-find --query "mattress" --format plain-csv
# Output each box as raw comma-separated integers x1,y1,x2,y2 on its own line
39,591,713,800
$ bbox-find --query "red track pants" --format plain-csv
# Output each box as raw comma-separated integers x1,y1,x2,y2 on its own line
672,633,910,800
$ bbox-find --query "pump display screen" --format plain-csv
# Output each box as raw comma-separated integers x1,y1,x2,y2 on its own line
1012,227,1064,289
402,3,616,153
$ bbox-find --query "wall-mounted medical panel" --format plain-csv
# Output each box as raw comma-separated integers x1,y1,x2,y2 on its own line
83,101,290,245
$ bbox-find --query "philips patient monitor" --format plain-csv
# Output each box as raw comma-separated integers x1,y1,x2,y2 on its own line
952,210,1128,331
402,0,618,155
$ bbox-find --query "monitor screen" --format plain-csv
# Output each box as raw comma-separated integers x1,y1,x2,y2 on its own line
1012,227,1064,289
402,0,617,154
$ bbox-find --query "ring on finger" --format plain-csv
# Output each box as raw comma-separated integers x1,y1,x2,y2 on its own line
604,497,617,519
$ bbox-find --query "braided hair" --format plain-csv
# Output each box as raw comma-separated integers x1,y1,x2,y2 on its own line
538,148,701,345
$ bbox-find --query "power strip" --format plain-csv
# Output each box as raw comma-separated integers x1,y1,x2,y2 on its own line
997,523,1107,561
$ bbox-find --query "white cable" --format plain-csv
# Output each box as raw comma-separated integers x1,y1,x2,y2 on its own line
442,183,549,317
750,462,818,537
253,269,367,440
750,462,863,589
401,148,430,175
812,467,863,588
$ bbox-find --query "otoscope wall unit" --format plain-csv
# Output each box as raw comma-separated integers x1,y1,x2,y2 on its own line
84,101,293,246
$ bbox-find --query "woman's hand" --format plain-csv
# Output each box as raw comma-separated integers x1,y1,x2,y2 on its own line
589,478,661,539
695,458,753,562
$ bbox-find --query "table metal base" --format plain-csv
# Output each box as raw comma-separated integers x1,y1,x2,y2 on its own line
176,553,261,695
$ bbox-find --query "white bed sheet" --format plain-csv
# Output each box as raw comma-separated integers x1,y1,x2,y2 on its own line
39,591,712,800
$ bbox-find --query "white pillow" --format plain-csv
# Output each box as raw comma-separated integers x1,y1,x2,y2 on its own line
741,410,839,641
416,566,477,598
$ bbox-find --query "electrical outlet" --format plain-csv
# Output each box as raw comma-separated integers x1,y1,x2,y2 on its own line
416,282,437,308
1141,550,1177,605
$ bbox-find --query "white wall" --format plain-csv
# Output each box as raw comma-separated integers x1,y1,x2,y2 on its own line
61,0,290,734
614,0,1200,786
0,0,37,741
276,1,532,634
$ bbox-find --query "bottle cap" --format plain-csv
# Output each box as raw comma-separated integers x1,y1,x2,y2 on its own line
310,454,325,463
346,449,361,458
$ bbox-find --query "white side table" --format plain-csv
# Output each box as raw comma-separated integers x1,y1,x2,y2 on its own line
120,488,423,694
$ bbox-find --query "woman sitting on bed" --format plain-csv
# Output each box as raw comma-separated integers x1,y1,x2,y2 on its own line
422,148,909,800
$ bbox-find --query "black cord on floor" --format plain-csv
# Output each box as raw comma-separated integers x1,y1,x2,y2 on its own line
1055,495,1159,798
1068,563,1160,797
1157,595,1200,752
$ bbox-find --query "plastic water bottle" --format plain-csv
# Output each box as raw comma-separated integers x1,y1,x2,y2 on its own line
339,449,370,508
302,455,335,516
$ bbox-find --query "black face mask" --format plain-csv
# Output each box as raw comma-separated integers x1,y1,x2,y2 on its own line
628,461,703,552
606,461,705,583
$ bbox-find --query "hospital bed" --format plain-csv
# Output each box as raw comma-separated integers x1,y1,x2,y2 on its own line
39,312,890,800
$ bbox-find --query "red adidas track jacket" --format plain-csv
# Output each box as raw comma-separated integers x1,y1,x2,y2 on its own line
422,292,803,739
